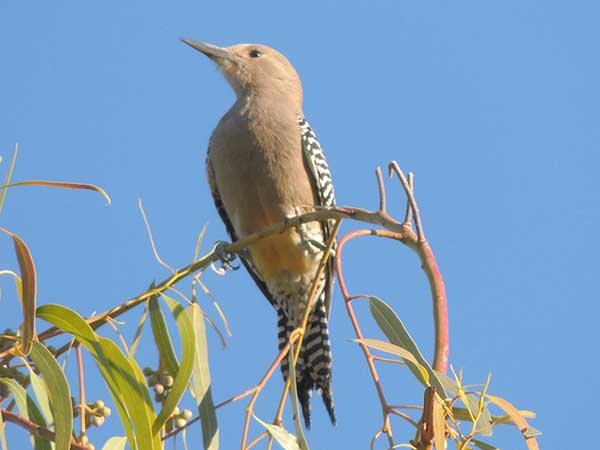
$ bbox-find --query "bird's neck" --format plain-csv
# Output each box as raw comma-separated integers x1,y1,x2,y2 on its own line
233,91,302,123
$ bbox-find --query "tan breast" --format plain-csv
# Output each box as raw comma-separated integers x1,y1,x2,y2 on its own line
208,106,318,282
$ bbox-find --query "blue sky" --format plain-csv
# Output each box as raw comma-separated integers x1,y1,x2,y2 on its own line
1,1,598,449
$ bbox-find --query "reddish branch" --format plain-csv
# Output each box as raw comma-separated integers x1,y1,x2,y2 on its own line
333,162,449,446
76,345,87,440
1,409,88,450
336,229,398,448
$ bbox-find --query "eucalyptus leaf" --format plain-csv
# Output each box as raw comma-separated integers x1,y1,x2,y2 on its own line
29,341,73,450
368,296,446,397
149,292,179,376
37,304,161,450
188,303,219,450
254,415,301,450
0,377,50,450
101,436,127,450
152,294,196,434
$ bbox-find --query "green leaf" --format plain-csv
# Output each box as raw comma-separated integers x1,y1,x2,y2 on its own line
523,426,542,439
99,337,159,450
434,370,459,397
0,228,36,354
485,394,540,450
1,180,111,206
0,377,51,450
187,303,219,450
353,338,430,385
19,357,54,426
28,341,73,450
254,415,301,450
368,296,447,397
472,439,499,450
36,305,97,342
0,144,18,217
101,436,127,450
129,302,149,357
152,294,196,434
149,293,179,376
454,392,493,437
37,304,161,450
288,342,309,450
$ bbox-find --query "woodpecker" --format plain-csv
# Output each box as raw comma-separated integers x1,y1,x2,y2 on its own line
182,39,336,427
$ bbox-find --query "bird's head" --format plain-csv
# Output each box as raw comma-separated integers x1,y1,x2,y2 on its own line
182,39,302,104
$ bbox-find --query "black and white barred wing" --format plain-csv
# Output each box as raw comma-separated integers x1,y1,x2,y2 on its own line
299,117,336,213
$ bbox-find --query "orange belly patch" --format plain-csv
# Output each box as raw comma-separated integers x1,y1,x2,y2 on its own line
249,229,312,281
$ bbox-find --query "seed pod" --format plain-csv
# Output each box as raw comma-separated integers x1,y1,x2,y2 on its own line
148,374,158,386
93,400,105,409
160,374,174,388
92,416,105,427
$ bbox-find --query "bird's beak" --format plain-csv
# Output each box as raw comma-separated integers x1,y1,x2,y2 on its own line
180,39,233,61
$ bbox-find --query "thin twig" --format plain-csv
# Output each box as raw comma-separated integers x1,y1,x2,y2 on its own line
193,273,232,337
370,428,384,450
389,161,425,242
105,317,129,354
162,386,258,441
376,167,387,213
138,198,176,273
1,409,89,450
240,334,299,449
246,431,268,450
76,346,86,440
389,405,424,411
403,173,414,226
372,355,405,365
389,409,419,428
336,229,396,449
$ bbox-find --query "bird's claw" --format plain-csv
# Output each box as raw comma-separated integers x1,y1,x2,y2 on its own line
212,241,239,273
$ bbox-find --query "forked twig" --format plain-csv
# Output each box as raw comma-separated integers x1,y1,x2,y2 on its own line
389,161,425,242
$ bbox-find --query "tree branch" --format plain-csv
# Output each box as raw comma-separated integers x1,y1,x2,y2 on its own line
3,203,411,361
1,409,88,450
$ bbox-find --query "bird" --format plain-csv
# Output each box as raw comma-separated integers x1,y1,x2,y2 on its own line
182,39,337,428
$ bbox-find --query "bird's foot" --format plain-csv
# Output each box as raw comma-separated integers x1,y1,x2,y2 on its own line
211,240,239,274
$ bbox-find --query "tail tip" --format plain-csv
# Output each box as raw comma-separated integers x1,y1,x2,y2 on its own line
298,377,337,428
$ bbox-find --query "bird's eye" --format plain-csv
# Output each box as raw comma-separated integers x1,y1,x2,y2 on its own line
249,49,262,58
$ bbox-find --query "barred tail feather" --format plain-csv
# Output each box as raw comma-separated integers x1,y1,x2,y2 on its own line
276,295,335,429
